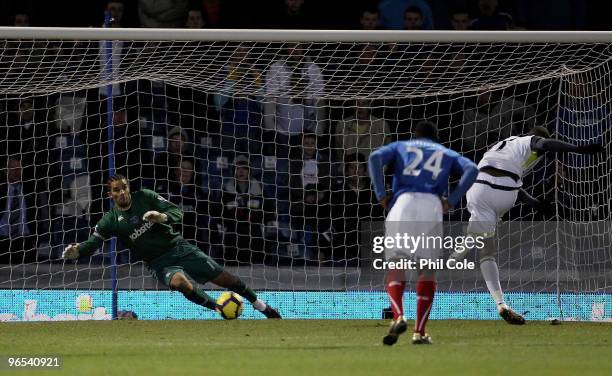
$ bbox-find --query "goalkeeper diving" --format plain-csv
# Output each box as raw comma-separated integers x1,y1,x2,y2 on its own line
62,174,282,319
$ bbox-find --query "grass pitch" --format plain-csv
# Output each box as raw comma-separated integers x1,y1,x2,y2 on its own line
1,320,611,376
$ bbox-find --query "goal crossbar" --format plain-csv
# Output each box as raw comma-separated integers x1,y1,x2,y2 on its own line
2,28,612,43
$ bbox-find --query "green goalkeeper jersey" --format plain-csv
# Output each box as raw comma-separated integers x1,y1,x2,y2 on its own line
79,189,184,263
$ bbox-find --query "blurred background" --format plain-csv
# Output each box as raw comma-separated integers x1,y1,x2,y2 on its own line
1,0,611,31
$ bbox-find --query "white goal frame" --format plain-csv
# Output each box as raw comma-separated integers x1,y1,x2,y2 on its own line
2,28,612,43
0,28,610,321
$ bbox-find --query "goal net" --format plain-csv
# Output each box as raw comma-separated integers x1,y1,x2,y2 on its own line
0,29,610,321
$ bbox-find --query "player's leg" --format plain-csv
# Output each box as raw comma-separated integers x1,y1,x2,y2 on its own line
382,193,440,346
478,236,524,325
412,268,435,345
386,269,406,321
178,243,282,319
168,271,217,310
148,249,218,311
149,262,217,311
381,194,411,345
477,235,505,309
466,185,508,310
466,183,524,324
382,268,408,346
411,195,443,344
211,271,281,319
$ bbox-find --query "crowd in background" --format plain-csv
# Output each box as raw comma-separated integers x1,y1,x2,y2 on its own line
2,0,606,30
0,0,609,267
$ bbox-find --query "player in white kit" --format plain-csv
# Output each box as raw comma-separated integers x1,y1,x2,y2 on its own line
463,126,603,324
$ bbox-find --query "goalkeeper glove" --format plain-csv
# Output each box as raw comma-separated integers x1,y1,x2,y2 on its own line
577,143,604,154
63,244,80,260
143,210,168,223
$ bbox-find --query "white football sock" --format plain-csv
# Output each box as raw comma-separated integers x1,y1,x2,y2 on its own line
252,299,267,312
480,259,506,309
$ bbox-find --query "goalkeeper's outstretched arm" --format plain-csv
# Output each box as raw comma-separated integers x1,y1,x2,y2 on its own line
63,206,116,259
62,222,110,260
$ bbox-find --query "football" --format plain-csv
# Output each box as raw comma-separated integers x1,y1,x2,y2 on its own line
215,292,244,320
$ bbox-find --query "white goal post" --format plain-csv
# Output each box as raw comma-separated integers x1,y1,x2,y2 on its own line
0,28,610,321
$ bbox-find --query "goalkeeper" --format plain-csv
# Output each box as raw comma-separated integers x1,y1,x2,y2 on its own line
62,174,281,319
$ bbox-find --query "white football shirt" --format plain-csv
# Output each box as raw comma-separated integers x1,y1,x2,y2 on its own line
478,135,542,179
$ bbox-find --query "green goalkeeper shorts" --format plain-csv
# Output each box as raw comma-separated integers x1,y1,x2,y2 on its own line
148,242,223,287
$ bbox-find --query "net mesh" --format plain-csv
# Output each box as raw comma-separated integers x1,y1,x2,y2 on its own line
0,40,611,96
556,65,612,296
0,32,610,320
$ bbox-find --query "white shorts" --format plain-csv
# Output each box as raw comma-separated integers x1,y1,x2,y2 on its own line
384,192,443,262
466,173,519,235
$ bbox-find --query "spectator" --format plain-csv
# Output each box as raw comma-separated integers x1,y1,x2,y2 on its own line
151,126,195,192
45,94,91,226
355,43,379,68
46,93,88,171
165,158,211,249
359,8,380,30
0,157,39,264
3,98,49,216
4,98,46,158
53,93,88,133
10,46,31,71
214,155,275,265
199,0,221,27
99,1,126,97
185,9,205,28
558,76,607,190
461,90,537,160
122,76,167,124
332,99,391,163
263,43,326,156
138,0,189,28
113,109,152,191
105,1,124,27
288,133,333,262
331,153,383,264
471,0,514,30
269,0,312,29
404,6,424,30
514,0,586,30
343,43,388,89
449,8,471,30
13,13,30,27
213,45,264,155
379,0,434,30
